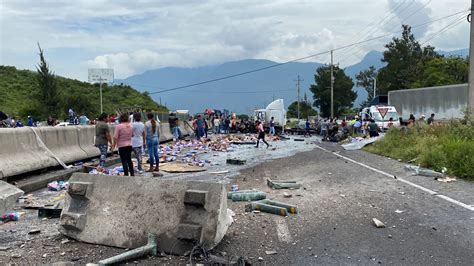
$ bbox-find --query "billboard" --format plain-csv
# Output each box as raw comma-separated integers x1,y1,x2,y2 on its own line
88,68,114,84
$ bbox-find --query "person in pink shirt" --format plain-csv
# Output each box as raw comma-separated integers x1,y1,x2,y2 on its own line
255,120,269,149
112,113,134,176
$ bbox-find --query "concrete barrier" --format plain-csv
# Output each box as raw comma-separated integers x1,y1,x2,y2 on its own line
0,180,24,214
34,126,88,163
0,122,184,179
178,120,194,136
388,84,468,120
159,123,174,142
77,126,100,158
59,173,232,254
0,128,58,179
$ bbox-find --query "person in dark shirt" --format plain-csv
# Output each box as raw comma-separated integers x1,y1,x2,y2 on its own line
196,115,205,140
368,119,379,137
427,113,435,125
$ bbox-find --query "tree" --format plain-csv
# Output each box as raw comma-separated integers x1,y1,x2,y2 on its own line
309,65,356,118
377,25,440,94
287,101,317,118
355,65,377,107
412,56,469,88
36,43,61,119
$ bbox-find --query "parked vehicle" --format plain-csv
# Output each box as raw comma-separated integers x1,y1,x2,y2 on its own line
360,105,399,130
254,99,287,133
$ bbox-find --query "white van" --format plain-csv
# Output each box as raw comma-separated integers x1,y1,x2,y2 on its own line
360,105,400,130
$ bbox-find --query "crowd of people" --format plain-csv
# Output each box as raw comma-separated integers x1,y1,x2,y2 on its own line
94,112,161,176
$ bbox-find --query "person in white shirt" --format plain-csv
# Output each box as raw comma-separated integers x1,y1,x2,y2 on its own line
131,113,145,173
213,116,220,134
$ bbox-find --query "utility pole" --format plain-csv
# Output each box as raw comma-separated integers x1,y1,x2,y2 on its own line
295,75,304,120
99,77,103,114
468,0,474,112
373,78,377,98
330,50,334,118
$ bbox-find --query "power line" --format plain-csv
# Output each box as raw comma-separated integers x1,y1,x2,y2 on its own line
338,5,464,66
420,15,467,45
179,88,294,94
139,9,468,95
339,0,427,65
336,0,410,61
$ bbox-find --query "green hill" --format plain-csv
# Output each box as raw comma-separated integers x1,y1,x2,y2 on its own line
0,65,167,120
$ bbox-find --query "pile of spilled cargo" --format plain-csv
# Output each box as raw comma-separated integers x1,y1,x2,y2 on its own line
87,134,282,175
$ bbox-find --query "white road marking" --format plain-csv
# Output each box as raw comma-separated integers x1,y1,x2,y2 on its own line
316,145,474,212
275,217,293,243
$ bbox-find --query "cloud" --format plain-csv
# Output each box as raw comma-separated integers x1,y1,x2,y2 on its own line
1,0,469,80
386,0,432,37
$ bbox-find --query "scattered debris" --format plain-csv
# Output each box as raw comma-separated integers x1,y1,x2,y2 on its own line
265,250,278,255
435,176,456,183
267,178,302,189
228,191,266,202
38,207,62,218
231,185,239,192
210,170,229,175
372,218,385,228
1,212,20,223
341,135,384,150
28,228,41,234
404,165,445,178
226,158,246,165
98,233,157,265
160,163,206,173
283,192,292,198
47,181,69,191
245,199,297,216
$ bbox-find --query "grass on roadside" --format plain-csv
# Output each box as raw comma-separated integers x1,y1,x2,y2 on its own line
363,120,474,180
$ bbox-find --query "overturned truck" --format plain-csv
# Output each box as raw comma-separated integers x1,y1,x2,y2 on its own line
59,173,232,255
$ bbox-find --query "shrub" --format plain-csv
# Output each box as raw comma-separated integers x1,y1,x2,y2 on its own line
364,120,473,180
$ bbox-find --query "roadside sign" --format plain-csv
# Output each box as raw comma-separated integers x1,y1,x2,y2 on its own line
88,68,114,84
377,107,389,119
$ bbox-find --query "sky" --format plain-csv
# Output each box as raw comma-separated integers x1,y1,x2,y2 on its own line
0,0,471,81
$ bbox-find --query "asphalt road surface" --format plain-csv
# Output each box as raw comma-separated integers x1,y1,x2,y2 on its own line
1,138,473,265
219,141,474,265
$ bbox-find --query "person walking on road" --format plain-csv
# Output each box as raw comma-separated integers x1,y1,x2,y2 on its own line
255,120,269,149
196,115,205,140
112,113,134,176
213,116,220,134
320,119,328,140
145,112,160,172
132,113,145,174
95,113,112,169
269,117,276,136
305,118,311,137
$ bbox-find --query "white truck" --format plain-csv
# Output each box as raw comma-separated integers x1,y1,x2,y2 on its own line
254,99,287,132
360,105,400,130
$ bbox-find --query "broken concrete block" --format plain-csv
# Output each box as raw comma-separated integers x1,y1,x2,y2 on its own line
0,180,24,214
59,173,232,255
177,223,202,241
184,190,207,207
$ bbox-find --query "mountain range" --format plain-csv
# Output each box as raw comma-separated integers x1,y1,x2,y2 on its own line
118,48,468,114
